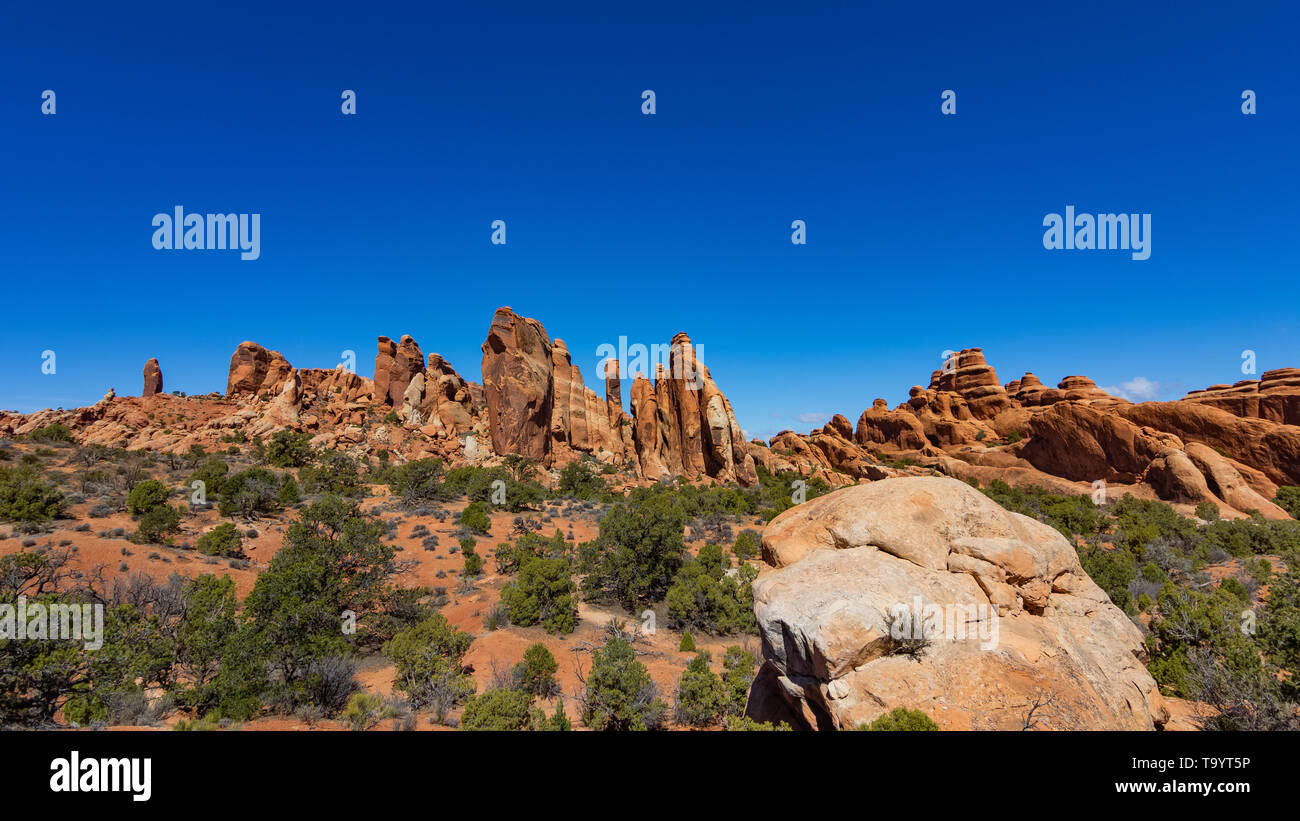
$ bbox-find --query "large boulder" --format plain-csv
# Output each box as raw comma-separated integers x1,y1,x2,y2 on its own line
747,476,1167,730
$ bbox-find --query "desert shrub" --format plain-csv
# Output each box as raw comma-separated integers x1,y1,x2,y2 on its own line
171,573,241,715
1079,544,1137,612
1196,502,1221,521
383,614,475,717
239,495,420,709
1275,486,1300,520
500,555,578,634
264,430,314,468
495,530,566,574
343,692,383,731
134,505,181,544
666,544,759,635
721,645,758,717
196,522,243,557
217,468,282,518
514,643,560,698
462,544,483,579
442,465,544,512
127,479,170,515
187,459,230,501
580,637,666,731
530,700,572,731
28,423,75,444
982,480,1103,538
674,652,725,728
679,632,696,652
733,529,760,561
388,458,449,507
299,451,362,497
459,501,491,535
580,492,687,610
460,688,534,731
1145,578,1265,699
858,707,940,731
556,460,608,501
278,474,300,505
0,464,67,522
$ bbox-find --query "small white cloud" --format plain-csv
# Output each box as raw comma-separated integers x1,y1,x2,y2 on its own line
1103,377,1163,402
796,412,828,424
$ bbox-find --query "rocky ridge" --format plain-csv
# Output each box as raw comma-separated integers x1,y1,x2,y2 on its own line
2,317,1298,520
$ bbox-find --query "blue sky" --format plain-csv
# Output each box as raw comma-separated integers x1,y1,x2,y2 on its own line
2,0,1296,440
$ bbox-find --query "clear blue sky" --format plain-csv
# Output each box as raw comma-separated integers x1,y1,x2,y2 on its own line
3,0,1296,440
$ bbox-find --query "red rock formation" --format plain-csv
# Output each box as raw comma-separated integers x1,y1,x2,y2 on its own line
550,340,623,459
1116,401,1300,488
226,342,293,398
142,359,163,397
929,348,1010,419
1056,375,1111,402
1184,368,1300,426
630,374,668,480
625,334,756,485
480,307,554,462
374,335,425,408
1021,402,1172,483
603,358,622,427
856,398,928,451
418,353,478,435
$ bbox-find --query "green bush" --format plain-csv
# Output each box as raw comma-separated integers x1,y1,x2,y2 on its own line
264,430,314,467
382,614,475,716
343,692,384,731
514,643,559,697
127,479,171,515
580,637,666,731
299,451,362,497
217,468,283,518
981,480,1103,538
500,555,578,634
721,646,758,717
1275,486,1300,519
188,459,230,500
556,460,608,501
858,707,939,731
459,501,491,535
134,505,181,543
197,522,244,557
28,423,76,444
666,544,758,635
0,464,66,522
388,458,449,506
460,688,533,731
581,492,687,610
674,652,725,728
733,529,760,561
